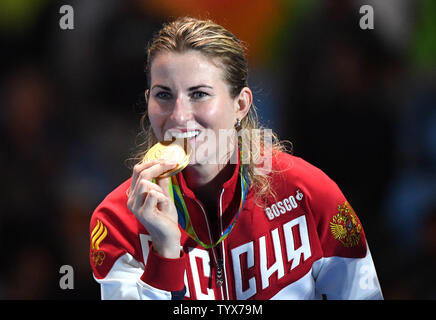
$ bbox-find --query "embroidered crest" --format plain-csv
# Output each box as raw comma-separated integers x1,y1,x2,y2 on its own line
92,250,106,266
91,219,107,266
329,201,362,247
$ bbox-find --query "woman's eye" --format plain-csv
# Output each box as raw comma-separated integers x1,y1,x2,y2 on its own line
191,91,208,99
155,91,171,100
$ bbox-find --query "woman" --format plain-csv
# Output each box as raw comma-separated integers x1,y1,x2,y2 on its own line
90,17,383,300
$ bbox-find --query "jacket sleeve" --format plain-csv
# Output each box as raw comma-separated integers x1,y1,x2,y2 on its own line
311,243,383,300
304,167,383,300
90,206,187,300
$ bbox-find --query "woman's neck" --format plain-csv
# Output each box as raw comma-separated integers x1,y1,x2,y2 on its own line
183,141,239,207
184,162,235,197
184,141,238,191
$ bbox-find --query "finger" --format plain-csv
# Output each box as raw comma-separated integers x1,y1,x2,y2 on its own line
152,182,172,213
136,179,164,195
138,161,178,182
132,179,164,210
142,189,169,218
148,189,172,216
130,160,159,194
142,190,159,223
156,176,171,199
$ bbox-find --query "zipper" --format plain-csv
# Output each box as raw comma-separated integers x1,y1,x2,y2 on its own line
216,188,226,290
193,195,226,299
216,258,224,287
218,188,229,299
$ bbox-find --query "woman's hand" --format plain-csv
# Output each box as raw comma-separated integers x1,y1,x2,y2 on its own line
127,160,181,258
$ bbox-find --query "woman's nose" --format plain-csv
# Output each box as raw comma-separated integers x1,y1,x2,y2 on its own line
170,96,192,125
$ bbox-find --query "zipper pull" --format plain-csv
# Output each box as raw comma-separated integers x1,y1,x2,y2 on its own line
216,259,224,287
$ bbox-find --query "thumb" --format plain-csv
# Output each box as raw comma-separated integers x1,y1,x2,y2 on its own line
156,176,171,199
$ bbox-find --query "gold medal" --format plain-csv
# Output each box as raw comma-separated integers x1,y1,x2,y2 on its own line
142,139,192,178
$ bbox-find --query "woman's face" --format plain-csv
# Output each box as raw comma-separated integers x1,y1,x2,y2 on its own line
148,50,249,166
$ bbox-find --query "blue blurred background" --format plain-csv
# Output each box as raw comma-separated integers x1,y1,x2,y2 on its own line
0,0,435,299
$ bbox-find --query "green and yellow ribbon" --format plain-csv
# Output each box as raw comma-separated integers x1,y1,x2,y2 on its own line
170,145,249,249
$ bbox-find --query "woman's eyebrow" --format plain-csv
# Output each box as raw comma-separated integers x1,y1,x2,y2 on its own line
151,84,213,91
188,85,213,91
151,84,171,91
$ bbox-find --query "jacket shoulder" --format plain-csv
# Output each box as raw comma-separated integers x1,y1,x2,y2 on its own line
271,152,345,214
271,152,339,195
270,152,367,258
91,179,132,221
90,178,145,279
90,178,140,232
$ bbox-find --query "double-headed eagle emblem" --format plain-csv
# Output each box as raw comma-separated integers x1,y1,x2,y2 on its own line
329,201,362,247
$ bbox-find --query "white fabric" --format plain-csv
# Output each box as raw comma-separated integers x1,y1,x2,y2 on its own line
270,271,316,300
96,247,382,300
271,246,382,300
312,246,383,299
94,253,171,300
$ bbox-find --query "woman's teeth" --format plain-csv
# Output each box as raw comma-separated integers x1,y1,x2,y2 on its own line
172,131,200,139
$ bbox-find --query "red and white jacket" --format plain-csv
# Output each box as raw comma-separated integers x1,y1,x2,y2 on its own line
89,152,383,300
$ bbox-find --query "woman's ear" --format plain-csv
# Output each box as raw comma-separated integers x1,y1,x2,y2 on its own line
234,87,253,121
145,89,150,103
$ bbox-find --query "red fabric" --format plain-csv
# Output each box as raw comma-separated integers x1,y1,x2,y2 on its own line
90,152,369,299
140,246,186,291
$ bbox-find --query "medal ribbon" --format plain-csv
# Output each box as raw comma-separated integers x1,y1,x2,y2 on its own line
169,144,249,249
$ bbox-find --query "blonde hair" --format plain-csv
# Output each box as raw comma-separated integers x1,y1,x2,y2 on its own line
132,17,291,202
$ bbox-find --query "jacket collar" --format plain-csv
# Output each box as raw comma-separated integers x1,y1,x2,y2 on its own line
175,147,242,234
175,149,241,210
